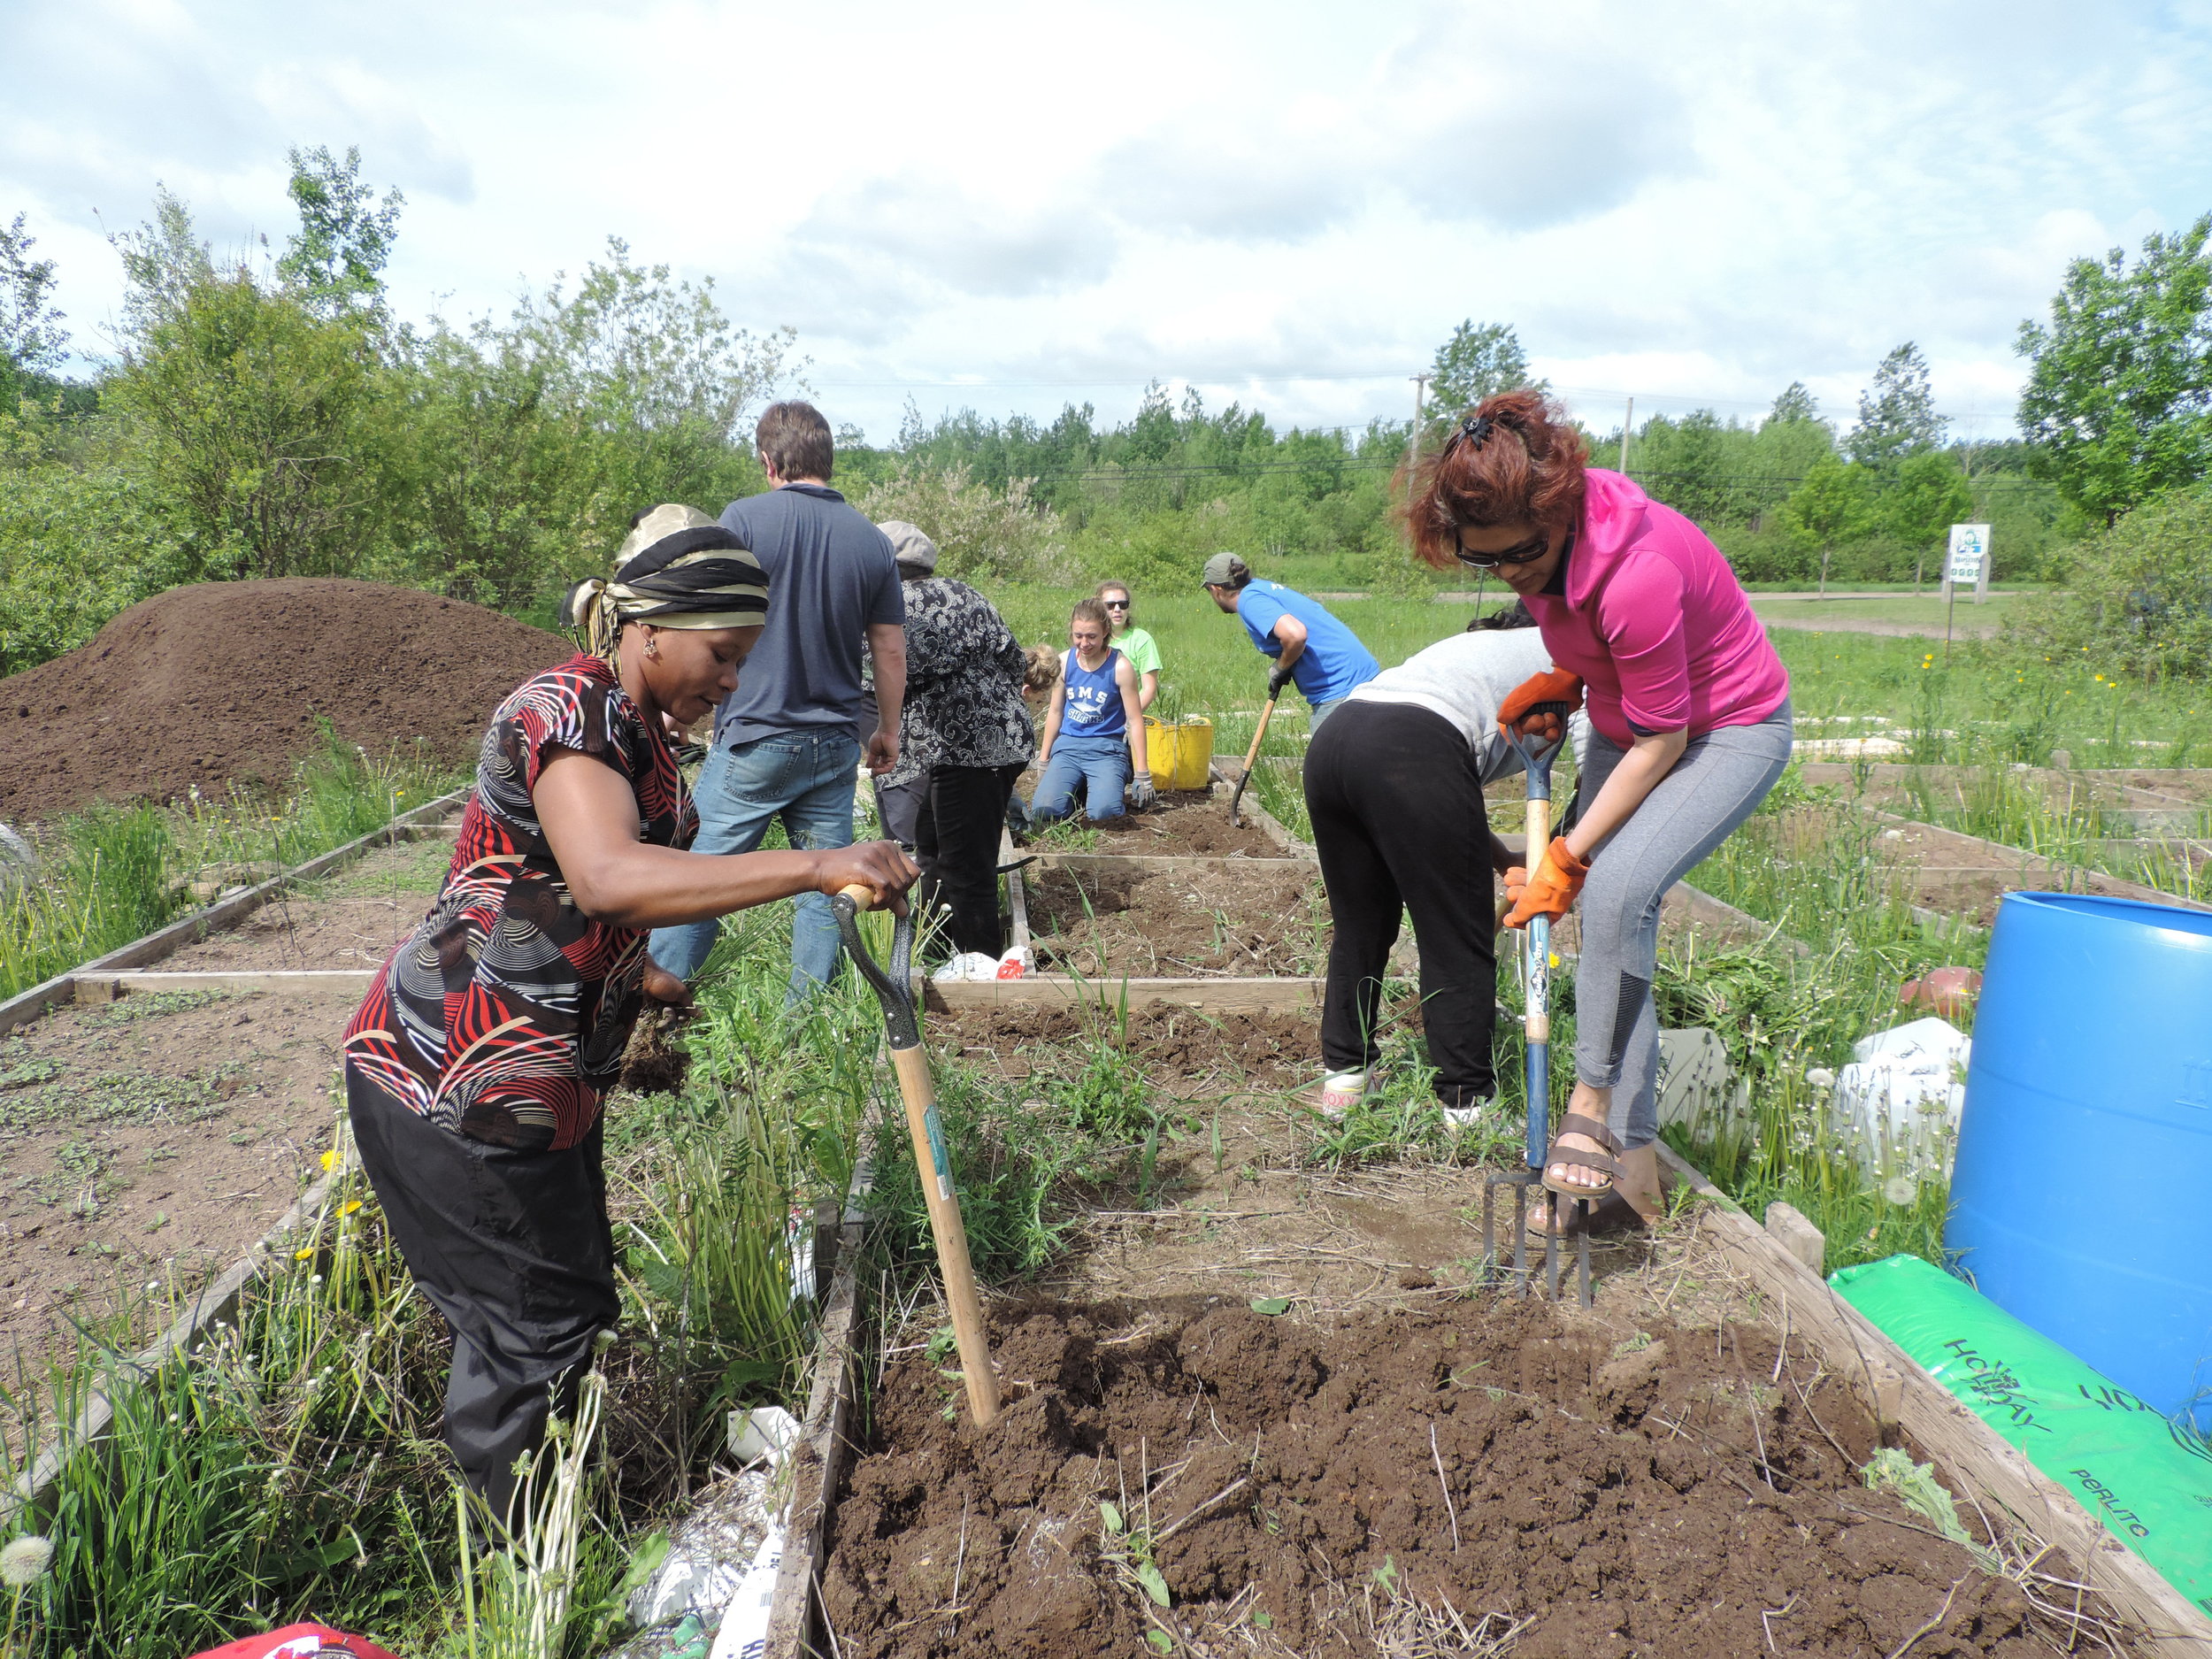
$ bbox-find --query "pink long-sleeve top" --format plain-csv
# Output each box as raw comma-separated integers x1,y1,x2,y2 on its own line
1522,469,1788,750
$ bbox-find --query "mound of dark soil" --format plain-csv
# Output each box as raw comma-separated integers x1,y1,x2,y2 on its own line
0,579,570,820
826,1299,2078,1658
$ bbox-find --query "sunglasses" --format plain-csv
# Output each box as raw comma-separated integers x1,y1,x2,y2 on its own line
1102,598,1132,610
1454,532,1550,570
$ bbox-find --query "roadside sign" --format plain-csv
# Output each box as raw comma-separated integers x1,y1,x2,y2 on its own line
1947,523,1990,585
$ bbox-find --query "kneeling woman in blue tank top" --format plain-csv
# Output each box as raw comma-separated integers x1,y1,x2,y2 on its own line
1032,597,1154,822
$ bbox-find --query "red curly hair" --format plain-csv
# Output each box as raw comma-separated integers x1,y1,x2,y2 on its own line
1401,388,1589,571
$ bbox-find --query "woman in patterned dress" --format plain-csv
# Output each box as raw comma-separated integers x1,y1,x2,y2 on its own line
342,505,918,1517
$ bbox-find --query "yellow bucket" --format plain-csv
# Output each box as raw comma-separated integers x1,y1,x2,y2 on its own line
1143,716,1214,792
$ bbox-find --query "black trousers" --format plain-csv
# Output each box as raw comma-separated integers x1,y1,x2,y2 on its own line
346,1065,619,1521
915,762,1025,958
1303,701,1499,1110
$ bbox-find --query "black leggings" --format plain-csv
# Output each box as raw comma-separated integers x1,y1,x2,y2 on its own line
1303,701,1498,1110
915,763,1025,958
346,1066,618,1521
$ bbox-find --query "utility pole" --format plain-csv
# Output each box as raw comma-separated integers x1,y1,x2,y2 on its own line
1619,396,1633,476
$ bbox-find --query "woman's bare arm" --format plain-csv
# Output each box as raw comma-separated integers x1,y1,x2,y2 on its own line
535,750,918,930
1561,728,1688,861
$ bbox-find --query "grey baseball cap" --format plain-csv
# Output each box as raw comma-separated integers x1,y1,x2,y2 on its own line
1199,551,1248,588
878,519,939,574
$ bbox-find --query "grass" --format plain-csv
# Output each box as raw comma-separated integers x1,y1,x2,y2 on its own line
1749,591,2024,629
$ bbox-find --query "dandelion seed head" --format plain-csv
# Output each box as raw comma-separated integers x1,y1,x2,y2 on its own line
1,1535,53,1586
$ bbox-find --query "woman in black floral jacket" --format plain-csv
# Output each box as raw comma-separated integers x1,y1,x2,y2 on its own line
877,521,1035,963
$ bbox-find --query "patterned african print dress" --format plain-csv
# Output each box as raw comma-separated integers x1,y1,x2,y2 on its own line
344,653,695,1152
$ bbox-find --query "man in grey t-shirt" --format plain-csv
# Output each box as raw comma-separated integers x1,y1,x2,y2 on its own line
647,401,907,1002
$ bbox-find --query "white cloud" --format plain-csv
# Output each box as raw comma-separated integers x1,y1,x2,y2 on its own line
3,0,2208,442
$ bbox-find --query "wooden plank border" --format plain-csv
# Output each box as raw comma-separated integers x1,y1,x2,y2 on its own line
764,1215,872,1659
1656,1143,2212,1656
0,787,468,1040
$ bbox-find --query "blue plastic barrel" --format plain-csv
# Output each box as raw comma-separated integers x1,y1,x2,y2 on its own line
1948,891,2212,1426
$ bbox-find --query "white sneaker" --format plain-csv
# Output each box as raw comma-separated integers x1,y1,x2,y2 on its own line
1441,1097,1495,1130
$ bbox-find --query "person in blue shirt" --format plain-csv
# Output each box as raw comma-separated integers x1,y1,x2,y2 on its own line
1030,598,1154,823
1199,553,1379,729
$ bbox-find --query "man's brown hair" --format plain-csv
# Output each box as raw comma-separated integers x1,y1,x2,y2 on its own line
756,401,834,483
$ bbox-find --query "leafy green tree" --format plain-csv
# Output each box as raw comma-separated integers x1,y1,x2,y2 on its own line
1,214,67,405
1427,320,1541,418
108,270,377,580
855,464,1071,584
110,186,217,340
1879,450,1974,552
1768,381,1821,425
1846,343,1946,469
277,145,405,318
1777,453,1878,588
2015,214,2212,524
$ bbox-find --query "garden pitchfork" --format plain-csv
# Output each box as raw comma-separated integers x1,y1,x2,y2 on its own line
832,885,1002,1426
1481,703,1593,1309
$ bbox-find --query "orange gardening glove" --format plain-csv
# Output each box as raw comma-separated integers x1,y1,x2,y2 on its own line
1502,836,1589,929
1497,670,1586,744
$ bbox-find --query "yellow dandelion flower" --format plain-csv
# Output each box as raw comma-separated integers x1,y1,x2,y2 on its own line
340,1199,363,1216
319,1149,337,1171
295,1247,316,1261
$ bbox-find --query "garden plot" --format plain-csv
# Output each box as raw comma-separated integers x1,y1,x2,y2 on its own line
0,833,451,1370
1025,864,1329,979
1860,813,2196,925
1026,787,1289,858
824,1296,2089,1659
0,984,346,1364
154,831,454,972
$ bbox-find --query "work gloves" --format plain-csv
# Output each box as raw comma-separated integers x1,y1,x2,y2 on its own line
1502,836,1589,929
1128,771,1157,811
1498,670,1585,744
1266,661,1295,700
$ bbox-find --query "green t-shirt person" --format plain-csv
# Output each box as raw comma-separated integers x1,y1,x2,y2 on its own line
1096,584,1162,710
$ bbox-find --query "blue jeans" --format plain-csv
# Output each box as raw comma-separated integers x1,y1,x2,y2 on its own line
1031,733,1132,821
649,728,860,998
1307,697,1348,733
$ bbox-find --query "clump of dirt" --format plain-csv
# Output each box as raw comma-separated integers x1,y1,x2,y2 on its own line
1026,867,1327,978
0,578,570,820
825,1299,2082,1659
618,1002,695,1096
941,1003,1319,1089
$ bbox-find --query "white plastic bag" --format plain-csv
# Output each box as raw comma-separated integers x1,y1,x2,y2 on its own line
1832,1016,1970,1182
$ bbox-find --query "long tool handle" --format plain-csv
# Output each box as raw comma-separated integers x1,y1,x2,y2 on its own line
1522,794,1552,1171
833,884,1001,1427
1226,694,1279,828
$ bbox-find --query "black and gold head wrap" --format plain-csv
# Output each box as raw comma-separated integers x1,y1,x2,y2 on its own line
565,504,770,664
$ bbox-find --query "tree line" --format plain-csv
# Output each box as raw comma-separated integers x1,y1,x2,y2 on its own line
3,155,2208,679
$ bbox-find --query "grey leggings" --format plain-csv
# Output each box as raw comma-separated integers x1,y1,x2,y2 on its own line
1571,700,1793,1150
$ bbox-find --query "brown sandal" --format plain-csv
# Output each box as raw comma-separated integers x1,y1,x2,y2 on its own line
1540,1112,1621,1201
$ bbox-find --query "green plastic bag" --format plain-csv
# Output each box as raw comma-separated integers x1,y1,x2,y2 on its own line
1830,1255,2212,1617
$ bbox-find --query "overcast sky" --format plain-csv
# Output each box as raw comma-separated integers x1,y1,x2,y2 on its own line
4,0,2208,444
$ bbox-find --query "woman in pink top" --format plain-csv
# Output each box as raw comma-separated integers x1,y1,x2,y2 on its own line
1408,390,1793,1239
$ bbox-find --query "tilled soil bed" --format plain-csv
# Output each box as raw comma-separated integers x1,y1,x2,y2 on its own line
826,1298,2083,1658
1025,865,1328,979
940,1002,1326,1092
1027,789,1291,858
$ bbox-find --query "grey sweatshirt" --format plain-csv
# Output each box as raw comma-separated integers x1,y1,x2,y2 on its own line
1347,629,1592,783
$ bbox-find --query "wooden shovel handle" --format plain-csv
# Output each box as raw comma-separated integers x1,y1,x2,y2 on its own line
887,1044,1002,1427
